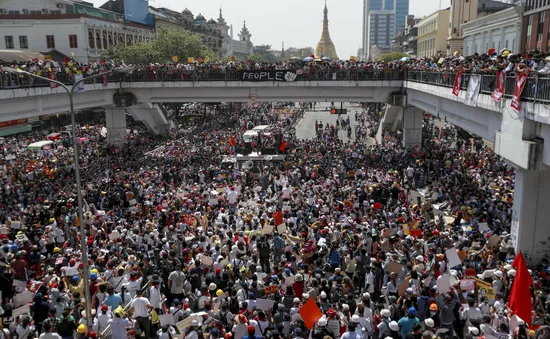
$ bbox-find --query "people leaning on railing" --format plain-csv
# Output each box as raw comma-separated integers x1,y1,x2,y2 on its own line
1,49,550,89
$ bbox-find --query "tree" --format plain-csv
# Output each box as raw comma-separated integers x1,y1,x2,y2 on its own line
253,44,277,63
285,47,314,59
103,28,213,64
378,52,410,62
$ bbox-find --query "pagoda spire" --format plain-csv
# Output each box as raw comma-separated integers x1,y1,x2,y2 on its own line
315,1,338,59
281,41,286,61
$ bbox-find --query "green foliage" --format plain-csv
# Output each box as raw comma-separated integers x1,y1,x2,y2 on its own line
102,28,213,64
285,47,314,59
377,52,410,62
246,54,265,62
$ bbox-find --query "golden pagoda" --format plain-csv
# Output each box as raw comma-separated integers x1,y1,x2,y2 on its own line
315,1,338,59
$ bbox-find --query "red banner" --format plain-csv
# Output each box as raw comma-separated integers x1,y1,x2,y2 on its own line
48,73,58,88
452,70,463,96
0,119,28,128
511,72,528,113
102,74,108,86
491,71,506,102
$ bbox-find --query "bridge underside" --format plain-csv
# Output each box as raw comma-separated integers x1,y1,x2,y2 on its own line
0,81,403,119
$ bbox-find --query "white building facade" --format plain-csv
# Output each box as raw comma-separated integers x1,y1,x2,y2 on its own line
0,0,154,63
462,6,524,56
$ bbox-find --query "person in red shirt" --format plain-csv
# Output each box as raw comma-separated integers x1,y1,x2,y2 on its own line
292,274,305,300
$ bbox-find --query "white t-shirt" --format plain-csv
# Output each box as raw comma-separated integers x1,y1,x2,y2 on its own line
168,270,185,294
130,297,150,317
108,318,133,339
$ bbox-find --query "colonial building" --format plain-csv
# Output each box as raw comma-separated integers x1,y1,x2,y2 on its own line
0,0,154,63
393,15,420,57
315,3,338,59
462,6,523,56
447,0,515,54
417,9,450,58
148,7,253,61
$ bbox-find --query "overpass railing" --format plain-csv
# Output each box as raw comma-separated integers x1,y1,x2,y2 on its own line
1,68,549,103
406,71,548,103
0,69,406,89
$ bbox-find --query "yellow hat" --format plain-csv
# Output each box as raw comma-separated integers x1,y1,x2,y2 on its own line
91,269,99,275
53,247,61,253
240,266,247,273
502,50,510,57
216,289,224,297
17,231,23,235
49,218,55,223
77,324,87,334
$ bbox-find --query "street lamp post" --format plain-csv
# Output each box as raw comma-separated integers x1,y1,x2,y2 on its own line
1,65,132,329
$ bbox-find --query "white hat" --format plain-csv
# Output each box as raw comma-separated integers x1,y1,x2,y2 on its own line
342,304,349,311
296,274,304,282
320,291,327,299
293,298,300,303
190,319,201,327
468,327,479,335
415,255,424,262
389,321,399,331
209,283,217,291
351,315,360,322
508,269,516,277
425,318,435,328
303,293,310,299
381,309,391,318
504,264,512,271
494,270,503,278
363,292,371,299
318,318,327,326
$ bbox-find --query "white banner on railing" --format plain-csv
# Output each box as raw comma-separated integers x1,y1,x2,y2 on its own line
464,74,482,107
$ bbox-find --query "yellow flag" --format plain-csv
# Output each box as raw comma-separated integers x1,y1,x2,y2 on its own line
113,306,125,318
171,56,179,63
151,310,159,324
187,57,195,63
350,56,357,61
402,224,409,236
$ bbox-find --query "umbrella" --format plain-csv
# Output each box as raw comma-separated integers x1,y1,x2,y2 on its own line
303,57,314,62
399,57,411,62
290,57,301,60
321,56,332,61
314,58,322,62
5,154,15,160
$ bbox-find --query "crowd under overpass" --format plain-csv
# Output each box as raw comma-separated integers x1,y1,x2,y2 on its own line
0,69,549,263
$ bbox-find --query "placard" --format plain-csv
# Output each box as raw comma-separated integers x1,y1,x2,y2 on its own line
201,256,213,266
460,279,475,291
109,230,121,241
385,262,403,274
13,291,33,308
0,226,8,234
160,314,175,327
437,274,451,294
488,235,500,247
12,304,30,318
478,222,490,232
445,248,462,268
261,225,274,235
11,221,21,229
277,223,287,233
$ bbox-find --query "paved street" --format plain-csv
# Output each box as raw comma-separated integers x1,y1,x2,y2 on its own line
295,102,369,142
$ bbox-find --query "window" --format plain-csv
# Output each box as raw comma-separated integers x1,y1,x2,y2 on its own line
8,10,20,15
46,35,55,49
505,40,509,49
88,30,95,48
19,36,28,49
4,36,14,49
30,10,41,14
69,34,78,48
538,11,545,42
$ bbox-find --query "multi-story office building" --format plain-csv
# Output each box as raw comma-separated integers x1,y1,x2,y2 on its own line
361,0,409,60
417,9,450,58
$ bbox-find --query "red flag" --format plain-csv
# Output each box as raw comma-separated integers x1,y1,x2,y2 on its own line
279,140,285,153
48,73,58,88
63,56,68,64
229,135,236,147
509,252,532,325
452,70,463,96
511,72,528,113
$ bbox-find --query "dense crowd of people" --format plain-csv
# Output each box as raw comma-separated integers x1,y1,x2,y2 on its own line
2,48,550,89
0,92,547,339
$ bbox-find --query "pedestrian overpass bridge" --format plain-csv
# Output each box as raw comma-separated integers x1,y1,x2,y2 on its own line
1,69,550,262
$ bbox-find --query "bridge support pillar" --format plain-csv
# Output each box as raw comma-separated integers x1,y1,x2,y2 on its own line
105,106,126,145
510,168,550,265
402,107,423,149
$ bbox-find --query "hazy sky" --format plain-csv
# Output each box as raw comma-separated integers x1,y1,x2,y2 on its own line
89,0,450,58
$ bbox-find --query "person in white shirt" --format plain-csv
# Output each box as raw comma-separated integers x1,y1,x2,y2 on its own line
227,186,238,205
149,279,164,312
129,289,154,339
157,325,177,339
96,304,112,334
123,273,143,298
461,299,482,332
108,311,133,339
232,314,249,339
